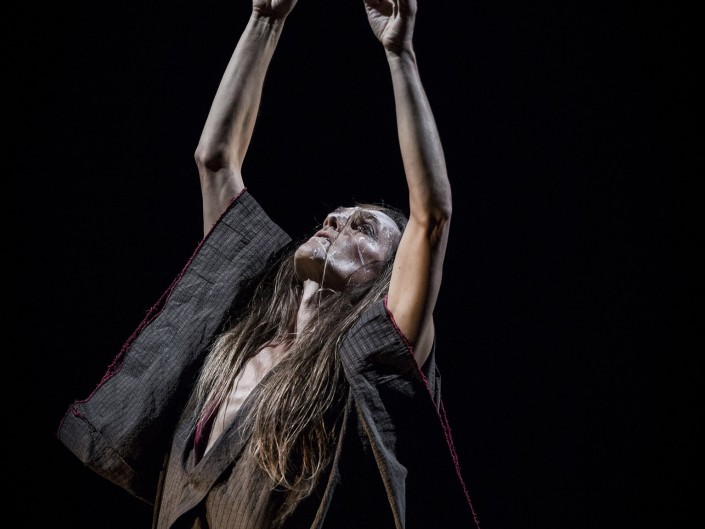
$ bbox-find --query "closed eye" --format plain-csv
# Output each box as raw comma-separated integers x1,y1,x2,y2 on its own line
355,222,375,236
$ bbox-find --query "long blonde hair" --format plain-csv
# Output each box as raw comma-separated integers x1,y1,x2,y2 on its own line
194,204,407,496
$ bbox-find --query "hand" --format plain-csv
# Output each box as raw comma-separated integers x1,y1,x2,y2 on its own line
253,0,299,19
363,0,416,53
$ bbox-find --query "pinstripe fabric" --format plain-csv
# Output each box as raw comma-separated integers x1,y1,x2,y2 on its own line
57,190,480,528
57,190,291,503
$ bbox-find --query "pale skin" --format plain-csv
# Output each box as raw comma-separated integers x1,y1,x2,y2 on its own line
196,0,451,452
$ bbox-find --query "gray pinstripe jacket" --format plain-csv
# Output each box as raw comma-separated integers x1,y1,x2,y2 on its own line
58,190,480,528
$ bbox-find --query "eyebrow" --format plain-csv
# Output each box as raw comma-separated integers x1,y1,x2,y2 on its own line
326,208,383,229
350,209,381,226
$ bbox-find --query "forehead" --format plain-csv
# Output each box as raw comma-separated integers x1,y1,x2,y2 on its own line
330,207,399,231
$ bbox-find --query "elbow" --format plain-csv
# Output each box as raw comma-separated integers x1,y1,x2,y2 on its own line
194,143,227,175
430,205,451,241
438,184,453,220
410,202,451,245
409,177,452,225
428,203,451,230
435,198,452,224
194,141,245,201
410,192,452,231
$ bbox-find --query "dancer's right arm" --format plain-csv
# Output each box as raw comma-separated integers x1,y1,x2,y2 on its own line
195,1,299,236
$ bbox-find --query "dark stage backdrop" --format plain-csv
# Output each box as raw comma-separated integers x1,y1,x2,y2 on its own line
13,1,687,528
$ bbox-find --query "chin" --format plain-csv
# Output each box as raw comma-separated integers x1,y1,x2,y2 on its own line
294,248,324,284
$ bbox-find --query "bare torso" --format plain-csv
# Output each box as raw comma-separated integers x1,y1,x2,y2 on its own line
203,342,289,455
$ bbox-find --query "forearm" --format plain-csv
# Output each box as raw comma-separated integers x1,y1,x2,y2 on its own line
195,13,285,174
196,13,286,234
386,49,451,223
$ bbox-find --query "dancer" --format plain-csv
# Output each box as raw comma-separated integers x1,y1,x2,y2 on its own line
58,1,480,527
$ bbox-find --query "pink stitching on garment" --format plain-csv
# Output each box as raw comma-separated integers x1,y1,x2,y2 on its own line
382,295,481,528
69,188,250,416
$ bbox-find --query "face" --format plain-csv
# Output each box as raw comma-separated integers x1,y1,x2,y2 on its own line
294,207,402,291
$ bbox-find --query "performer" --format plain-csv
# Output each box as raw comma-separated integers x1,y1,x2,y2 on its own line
58,1,481,527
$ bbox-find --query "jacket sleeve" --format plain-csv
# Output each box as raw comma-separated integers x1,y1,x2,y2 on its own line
56,190,292,504
338,298,479,529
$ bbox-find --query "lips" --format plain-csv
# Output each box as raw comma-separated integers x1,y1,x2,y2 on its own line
308,232,327,253
313,230,335,243
313,230,335,246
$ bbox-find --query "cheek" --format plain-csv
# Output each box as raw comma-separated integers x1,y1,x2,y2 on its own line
356,238,390,265
381,229,399,251
327,239,363,267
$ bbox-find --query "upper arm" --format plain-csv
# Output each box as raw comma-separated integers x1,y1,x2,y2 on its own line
386,210,451,368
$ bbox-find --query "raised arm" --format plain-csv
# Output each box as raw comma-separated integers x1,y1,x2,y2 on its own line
195,1,298,236
364,0,451,368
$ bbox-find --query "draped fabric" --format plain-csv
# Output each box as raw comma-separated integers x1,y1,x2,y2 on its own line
57,190,480,528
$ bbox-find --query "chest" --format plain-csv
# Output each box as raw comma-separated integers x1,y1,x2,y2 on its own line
203,344,286,455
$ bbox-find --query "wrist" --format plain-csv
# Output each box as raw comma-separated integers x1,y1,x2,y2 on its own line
251,10,288,31
385,45,416,63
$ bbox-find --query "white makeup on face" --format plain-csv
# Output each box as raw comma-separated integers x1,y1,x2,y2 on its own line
294,207,402,291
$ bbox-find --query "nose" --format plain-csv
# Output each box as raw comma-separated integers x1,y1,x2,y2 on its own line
323,213,348,233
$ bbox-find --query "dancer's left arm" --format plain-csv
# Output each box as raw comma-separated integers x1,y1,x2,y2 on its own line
364,0,451,368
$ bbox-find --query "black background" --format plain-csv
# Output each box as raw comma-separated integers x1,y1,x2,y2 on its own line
13,1,689,528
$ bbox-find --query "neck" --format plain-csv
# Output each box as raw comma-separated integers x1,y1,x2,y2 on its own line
295,280,336,335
